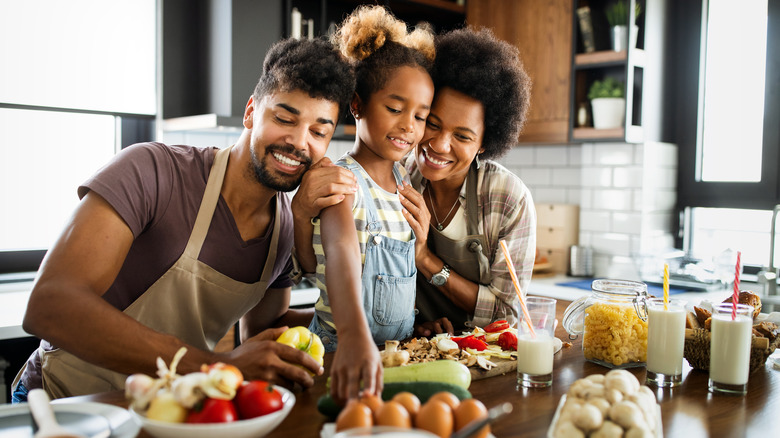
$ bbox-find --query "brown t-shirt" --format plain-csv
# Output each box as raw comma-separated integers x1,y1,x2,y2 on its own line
21,142,294,390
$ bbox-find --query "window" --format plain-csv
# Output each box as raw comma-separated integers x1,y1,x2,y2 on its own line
677,0,780,270
0,0,157,273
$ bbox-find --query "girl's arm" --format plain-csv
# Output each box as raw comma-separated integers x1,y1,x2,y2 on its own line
319,194,383,403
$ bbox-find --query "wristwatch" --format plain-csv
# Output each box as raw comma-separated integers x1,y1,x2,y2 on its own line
430,264,451,286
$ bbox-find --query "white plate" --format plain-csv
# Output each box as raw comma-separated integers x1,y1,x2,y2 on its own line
0,401,139,438
546,395,663,438
130,385,295,438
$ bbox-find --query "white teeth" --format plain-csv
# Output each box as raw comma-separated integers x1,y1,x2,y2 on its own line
273,152,301,167
389,137,410,145
424,149,448,166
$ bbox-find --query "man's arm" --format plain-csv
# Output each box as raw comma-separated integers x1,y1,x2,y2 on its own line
23,192,216,376
23,192,321,388
318,196,382,403
292,157,356,273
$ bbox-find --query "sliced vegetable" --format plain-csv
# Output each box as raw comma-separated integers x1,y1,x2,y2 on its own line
452,335,489,351
383,360,471,389
484,320,510,333
497,331,518,351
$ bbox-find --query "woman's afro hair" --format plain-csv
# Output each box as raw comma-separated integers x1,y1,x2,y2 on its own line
254,37,355,120
332,5,435,101
432,28,531,160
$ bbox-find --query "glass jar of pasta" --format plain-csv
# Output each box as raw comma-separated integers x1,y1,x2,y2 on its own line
562,279,650,368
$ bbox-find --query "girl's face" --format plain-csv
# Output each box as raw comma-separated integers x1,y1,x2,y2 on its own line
415,87,485,185
355,65,434,163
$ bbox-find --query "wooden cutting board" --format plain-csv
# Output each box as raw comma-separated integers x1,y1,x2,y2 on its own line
469,358,517,380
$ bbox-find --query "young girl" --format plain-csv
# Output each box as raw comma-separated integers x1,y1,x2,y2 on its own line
294,5,435,401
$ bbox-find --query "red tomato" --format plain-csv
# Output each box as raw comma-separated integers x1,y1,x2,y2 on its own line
234,380,284,419
484,320,510,333
186,398,238,423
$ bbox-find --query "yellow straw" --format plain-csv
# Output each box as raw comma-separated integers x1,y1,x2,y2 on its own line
663,263,669,311
499,239,535,338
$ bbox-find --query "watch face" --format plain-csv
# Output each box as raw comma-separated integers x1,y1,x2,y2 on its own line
431,274,445,286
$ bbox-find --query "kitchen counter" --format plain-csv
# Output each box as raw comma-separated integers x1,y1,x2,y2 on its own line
70,298,780,438
528,274,740,307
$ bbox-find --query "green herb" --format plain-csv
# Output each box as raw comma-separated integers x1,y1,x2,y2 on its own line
588,78,625,100
606,1,641,27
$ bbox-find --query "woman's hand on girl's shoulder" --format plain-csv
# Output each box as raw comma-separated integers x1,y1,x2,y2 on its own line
397,182,430,245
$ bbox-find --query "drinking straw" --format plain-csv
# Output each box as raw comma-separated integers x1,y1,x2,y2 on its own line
663,263,669,311
732,251,741,321
499,239,535,337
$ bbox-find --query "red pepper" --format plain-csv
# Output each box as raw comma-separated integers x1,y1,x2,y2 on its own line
484,320,510,333
497,331,518,351
452,335,489,351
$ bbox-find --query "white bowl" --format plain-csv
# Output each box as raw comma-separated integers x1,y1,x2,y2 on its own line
130,386,295,438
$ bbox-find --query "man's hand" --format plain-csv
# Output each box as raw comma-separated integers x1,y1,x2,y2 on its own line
414,317,455,337
226,327,323,389
292,157,357,221
328,330,383,405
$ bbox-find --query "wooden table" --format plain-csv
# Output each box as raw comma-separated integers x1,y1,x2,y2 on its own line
68,300,780,437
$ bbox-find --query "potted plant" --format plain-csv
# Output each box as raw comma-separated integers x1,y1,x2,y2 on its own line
606,1,641,51
588,78,625,129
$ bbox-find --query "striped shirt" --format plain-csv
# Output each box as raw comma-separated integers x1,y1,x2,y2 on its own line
312,155,413,329
406,157,537,328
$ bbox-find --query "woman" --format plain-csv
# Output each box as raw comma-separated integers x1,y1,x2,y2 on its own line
399,27,536,336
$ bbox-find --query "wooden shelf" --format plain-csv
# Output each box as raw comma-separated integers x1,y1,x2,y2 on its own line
572,127,625,140
575,50,627,66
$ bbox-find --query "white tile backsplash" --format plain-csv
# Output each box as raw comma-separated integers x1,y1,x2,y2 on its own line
592,189,633,211
551,168,581,186
591,143,634,165
581,167,613,187
535,146,570,166
613,166,644,188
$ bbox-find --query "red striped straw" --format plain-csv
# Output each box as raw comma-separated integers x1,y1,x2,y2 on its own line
732,251,741,321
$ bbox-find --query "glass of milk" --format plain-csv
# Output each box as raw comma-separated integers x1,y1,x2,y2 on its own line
517,296,557,388
708,303,754,395
646,298,687,387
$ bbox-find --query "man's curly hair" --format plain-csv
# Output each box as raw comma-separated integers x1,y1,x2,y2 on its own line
432,28,531,160
332,5,435,103
254,38,355,121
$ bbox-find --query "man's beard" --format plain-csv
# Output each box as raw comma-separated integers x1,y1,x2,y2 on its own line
250,144,312,192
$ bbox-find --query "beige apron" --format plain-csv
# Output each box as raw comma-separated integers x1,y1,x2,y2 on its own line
36,145,281,399
412,162,493,330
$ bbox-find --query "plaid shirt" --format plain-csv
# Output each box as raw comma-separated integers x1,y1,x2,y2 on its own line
406,158,537,328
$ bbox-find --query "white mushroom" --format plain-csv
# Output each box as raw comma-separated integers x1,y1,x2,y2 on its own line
604,369,640,396
605,388,624,404
572,402,603,432
585,374,606,384
625,426,655,438
608,400,648,430
553,420,586,438
581,383,606,400
590,420,624,438
587,397,612,417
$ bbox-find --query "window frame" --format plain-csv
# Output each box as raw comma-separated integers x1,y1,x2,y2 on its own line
676,0,780,212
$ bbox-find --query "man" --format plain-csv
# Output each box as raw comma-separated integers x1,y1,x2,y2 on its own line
13,37,360,401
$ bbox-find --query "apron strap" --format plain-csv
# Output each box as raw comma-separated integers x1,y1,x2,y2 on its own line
184,146,232,259
465,160,481,235
258,195,281,284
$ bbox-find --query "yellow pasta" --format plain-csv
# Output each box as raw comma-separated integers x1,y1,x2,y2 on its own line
582,302,647,366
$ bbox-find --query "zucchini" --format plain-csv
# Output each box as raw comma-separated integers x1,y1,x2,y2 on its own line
316,381,472,420
383,360,471,389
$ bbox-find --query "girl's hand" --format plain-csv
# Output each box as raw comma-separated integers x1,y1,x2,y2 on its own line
398,182,430,260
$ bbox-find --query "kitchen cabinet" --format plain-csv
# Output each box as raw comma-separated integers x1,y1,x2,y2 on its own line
467,0,573,144
162,0,465,134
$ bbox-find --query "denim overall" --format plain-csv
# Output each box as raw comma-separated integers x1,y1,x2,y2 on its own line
309,161,417,352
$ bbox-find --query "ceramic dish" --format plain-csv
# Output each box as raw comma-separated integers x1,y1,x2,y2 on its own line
546,395,662,438
0,401,139,438
130,386,294,438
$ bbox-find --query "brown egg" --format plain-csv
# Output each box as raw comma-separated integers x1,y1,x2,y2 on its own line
359,393,385,422
415,399,453,438
454,398,490,438
375,400,412,428
427,391,461,410
391,392,421,421
335,400,373,432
